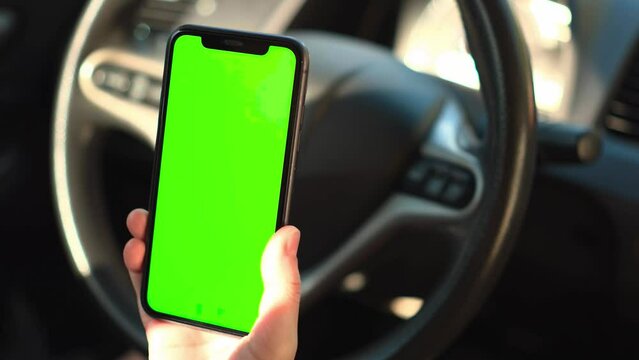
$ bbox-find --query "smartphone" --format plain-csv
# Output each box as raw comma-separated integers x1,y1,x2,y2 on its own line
141,25,308,336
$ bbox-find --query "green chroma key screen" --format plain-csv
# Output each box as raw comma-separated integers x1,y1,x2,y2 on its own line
145,34,297,333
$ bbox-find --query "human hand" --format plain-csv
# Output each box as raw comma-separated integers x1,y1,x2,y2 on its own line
123,208,301,360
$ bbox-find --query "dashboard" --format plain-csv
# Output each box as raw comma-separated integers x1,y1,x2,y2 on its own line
1,0,639,357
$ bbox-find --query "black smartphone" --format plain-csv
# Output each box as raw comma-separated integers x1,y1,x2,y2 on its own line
141,24,308,336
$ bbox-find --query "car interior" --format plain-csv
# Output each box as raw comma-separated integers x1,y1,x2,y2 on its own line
1,0,639,358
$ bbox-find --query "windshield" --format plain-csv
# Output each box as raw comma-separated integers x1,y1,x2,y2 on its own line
394,0,575,120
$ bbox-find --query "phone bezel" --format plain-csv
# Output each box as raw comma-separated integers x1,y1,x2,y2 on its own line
140,24,308,337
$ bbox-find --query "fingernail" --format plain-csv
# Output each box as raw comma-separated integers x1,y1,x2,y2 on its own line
286,229,300,257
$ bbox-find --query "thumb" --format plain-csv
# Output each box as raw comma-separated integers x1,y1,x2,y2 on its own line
259,225,301,316
235,226,301,360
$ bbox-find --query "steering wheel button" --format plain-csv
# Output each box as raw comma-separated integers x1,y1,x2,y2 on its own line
403,161,430,193
129,74,150,101
92,68,107,86
103,70,131,93
441,181,468,207
146,82,163,106
423,175,447,199
406,162,429,182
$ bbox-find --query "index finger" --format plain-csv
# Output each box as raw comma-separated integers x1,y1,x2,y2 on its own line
126,208,149,240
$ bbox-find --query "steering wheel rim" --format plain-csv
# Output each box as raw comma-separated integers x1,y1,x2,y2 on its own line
52,0,536,358
349,1,537,356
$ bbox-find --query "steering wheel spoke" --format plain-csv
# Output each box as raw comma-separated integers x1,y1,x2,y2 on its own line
301,99,483,309
78,48,162,146
407,100,483,211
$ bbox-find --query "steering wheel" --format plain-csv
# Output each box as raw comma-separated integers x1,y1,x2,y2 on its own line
52,0,536,358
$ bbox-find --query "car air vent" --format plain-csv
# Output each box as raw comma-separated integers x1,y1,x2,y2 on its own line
605,46,639,137
136,0,196,33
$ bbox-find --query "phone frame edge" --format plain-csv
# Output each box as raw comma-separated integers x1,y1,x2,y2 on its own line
139,24,309,337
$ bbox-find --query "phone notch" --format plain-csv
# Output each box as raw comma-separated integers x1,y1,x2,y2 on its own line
201,34,269,55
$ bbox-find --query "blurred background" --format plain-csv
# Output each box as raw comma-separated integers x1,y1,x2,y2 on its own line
1,0,639,358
